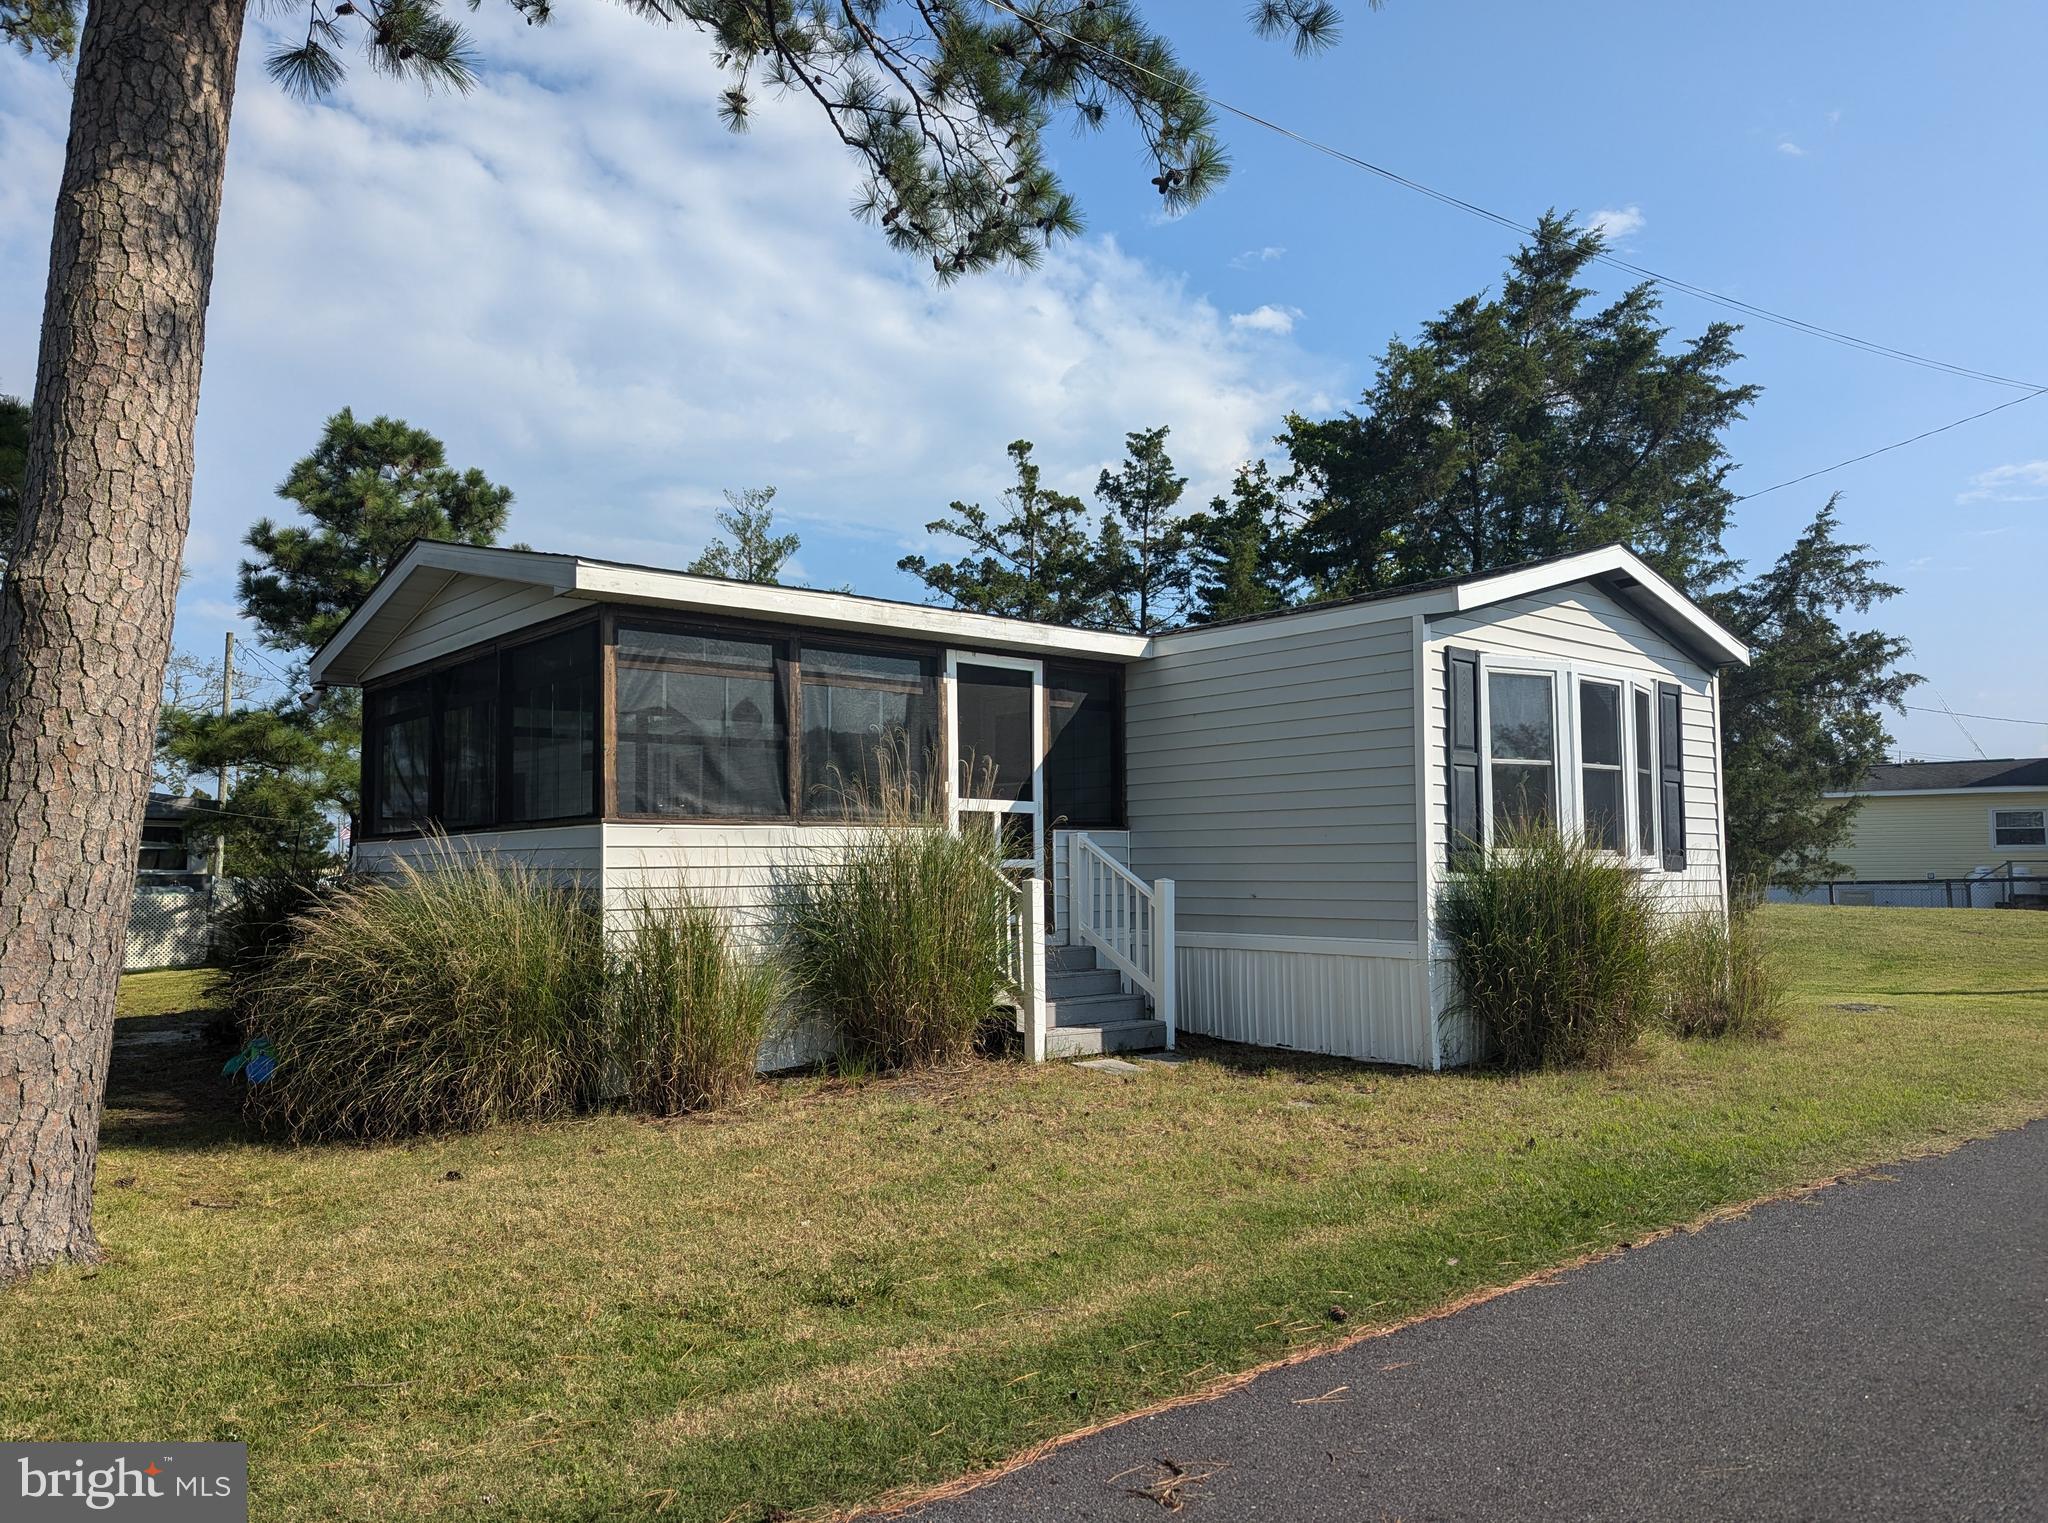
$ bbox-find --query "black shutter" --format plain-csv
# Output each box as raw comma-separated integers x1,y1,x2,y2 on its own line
1657,681,1687,871
1446,647,1484,865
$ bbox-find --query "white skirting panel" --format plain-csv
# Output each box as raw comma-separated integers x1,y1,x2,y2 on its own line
1175,941,1432,1068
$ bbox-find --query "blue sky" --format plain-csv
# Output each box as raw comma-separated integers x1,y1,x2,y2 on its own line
2,1,2042,761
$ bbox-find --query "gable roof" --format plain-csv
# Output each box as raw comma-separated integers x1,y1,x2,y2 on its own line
308,538,1749,688
1843,758,2048,794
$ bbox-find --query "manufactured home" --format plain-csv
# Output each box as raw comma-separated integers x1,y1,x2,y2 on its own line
308,540,1749,1069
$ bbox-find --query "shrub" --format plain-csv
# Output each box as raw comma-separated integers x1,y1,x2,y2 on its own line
776,757,1016,1070
213,870,331,1023
240,844,606,1140
1436,824,1661,1070
1660,893,1788,1040
612,894,782,1113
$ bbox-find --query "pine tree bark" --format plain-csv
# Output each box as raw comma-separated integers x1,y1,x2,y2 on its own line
0,0,247,1279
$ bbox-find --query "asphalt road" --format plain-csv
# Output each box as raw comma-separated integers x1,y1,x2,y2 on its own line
892,1122,2048,1522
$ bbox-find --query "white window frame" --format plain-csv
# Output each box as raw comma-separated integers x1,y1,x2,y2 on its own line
1989,806,2047,851
1475,653,1667,867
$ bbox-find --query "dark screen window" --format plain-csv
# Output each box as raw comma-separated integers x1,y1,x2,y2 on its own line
369,677,432,833
955,663,1034,803
1045,665,1119,828
436,653,498,830
618,626,787,817
801,644,937,815
503,625,597,823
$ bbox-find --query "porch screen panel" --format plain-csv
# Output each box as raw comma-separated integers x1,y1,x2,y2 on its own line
800,645,937,816
368,676,431,833
1487,671,1555,833
437,652,498,830
504,625,598,823
617,626,787,817
1044,664,1120,828
956,663,1034,803
1577,678,1626,853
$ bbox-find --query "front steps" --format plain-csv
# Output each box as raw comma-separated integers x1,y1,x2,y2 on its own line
1042,941,1167,1058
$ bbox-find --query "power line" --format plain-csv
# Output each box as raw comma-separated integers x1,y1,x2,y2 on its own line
981,0,2046,394
1901,703,2047,728
1730,388,2048,502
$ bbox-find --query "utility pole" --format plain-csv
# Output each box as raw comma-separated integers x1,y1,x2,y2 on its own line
213,631,233,879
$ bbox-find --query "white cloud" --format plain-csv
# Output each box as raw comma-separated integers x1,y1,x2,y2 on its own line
0,4,1335,621
1776,140,1809,157
1228,245,1287,269
1229,304,1302,336
1588,205,1645,242
1957,460,2048,504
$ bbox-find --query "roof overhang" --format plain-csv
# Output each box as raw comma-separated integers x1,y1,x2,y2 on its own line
308,541,1150,687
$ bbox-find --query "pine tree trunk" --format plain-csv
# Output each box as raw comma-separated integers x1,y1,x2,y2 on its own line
0,0,247,1279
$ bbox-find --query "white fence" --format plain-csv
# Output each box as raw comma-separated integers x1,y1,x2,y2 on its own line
127,880,220,971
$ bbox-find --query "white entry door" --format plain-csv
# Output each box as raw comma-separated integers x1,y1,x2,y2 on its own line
945,652,1043,876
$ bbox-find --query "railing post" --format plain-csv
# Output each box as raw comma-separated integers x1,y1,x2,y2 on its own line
1151,876,1176,1050
1022,876,1048,1064
1069,832,1088,952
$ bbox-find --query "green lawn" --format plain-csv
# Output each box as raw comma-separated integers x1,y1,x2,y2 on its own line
6,906,2046,1522
114,967,221,1018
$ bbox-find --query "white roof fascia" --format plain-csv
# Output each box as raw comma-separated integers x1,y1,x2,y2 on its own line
1824,787,2048,799
1447,546,1752,668
568,559,1150,661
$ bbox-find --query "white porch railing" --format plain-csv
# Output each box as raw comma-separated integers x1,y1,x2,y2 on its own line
999,871,1049,1063
1068,832,1176,1050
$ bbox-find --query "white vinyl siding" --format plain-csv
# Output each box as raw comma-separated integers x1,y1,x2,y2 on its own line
1124,613,1418,943
357,573,583,683
352,824,603,881
1423,582,1727,921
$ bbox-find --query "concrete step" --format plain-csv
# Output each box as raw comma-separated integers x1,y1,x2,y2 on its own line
1047,991,1149,1029
1047,942,1099,975
1046,1018,1169,1059
1046,968,1122,1000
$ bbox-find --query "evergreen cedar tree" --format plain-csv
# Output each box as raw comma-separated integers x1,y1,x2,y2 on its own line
157,408,515,876
905,221,1915,882
688,486,800,585
2,0,1360,1276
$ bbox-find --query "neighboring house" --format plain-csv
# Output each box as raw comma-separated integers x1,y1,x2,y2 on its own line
138,792,212,877
128,793,217,972
1801,759,2048,906
307,540,1749,1069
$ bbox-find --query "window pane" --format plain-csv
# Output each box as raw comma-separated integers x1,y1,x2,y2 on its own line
1583,769,1626,852
1045,665,1119,827
800,645,937,816
1634,688,1656,856
957,663,1035,802
1492,762,1555,832
437,653,498,830
618,626,786,818
1488,673,1555,762
1578,681,1621,766
1994,809,2046,846
504,626,597,823
369,678,431,833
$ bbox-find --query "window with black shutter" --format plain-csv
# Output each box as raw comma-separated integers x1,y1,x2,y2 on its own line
1445,647,1483,864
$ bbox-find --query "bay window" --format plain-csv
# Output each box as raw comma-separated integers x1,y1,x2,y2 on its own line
1487,671,1557,833
1633,686,1657,860
1577,678,1626,853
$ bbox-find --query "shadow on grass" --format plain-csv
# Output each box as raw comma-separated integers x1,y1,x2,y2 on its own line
103,1011,249,1151
1173,1032,1441,1086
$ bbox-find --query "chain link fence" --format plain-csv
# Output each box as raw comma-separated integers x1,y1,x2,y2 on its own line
1769,875,2048,911
127,878,223,971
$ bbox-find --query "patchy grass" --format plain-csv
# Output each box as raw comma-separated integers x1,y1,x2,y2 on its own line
8,907,2044,1522
114,968,221,1019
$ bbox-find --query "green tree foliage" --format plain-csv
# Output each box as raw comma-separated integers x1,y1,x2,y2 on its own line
241,407,512,655
688,485,799,584
0,0,75,59
1094,424,1193,632
158,409,513,869
0,394,26,565
899,440,1104,623
1706,499,1916,890
1283,214,1759,596
1184,459,1296,623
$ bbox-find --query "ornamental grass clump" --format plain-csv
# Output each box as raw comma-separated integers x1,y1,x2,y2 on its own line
241,843,606,1141
1660,890,1789,1040
776,747,1016,1070
1436,823,1661,1070
612,893,783,1113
